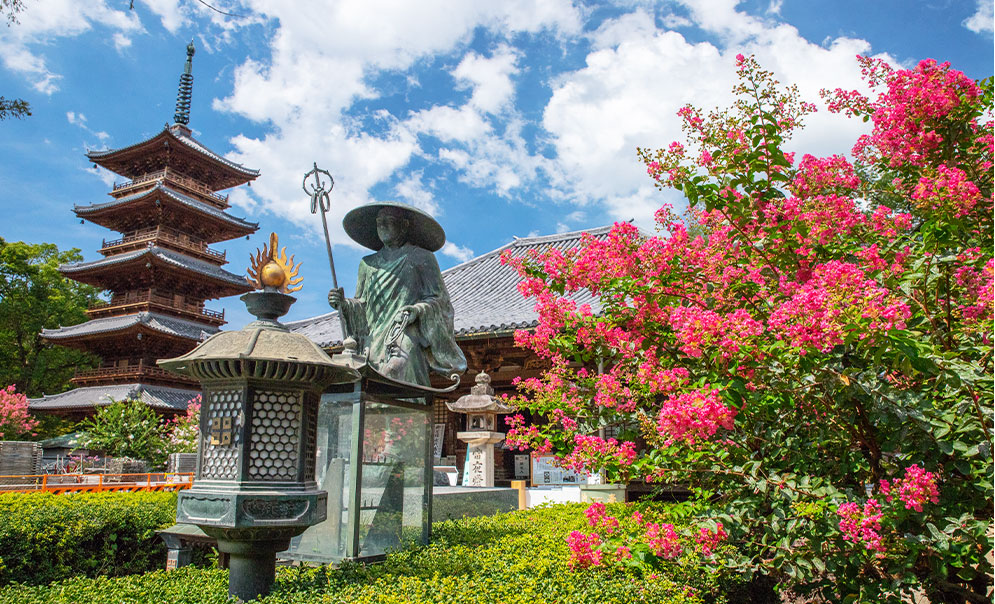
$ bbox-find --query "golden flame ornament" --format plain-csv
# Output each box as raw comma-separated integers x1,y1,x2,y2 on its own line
246,233,303,293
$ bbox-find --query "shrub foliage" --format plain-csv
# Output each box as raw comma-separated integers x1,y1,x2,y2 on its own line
0,492,177,586
0,503,736,604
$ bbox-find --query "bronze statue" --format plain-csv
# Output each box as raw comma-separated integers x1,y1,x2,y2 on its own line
327,202,466,386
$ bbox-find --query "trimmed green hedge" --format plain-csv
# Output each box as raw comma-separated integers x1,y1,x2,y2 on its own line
0,492,177,586
0,504,732,604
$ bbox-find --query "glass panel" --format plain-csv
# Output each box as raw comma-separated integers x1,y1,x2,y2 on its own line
284,396,353,562
357,402,429,558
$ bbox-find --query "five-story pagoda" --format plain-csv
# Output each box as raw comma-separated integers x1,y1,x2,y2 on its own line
30,43,260,418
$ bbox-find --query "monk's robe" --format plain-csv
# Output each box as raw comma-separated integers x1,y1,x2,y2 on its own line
338,244,466,386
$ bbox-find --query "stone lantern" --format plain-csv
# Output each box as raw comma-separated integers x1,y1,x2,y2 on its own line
447,373,514,487
158,234,359,601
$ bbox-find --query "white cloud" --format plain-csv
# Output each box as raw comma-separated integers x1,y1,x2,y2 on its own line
541,7,893,224
139,0,263,44
393,172,439,215
440,241,475,262
661,13,692,29
451,45,520,114
0,0,141,95
590,9,659,49
67,110,112,143
209,0,583,245
406,105,492,143
964,0,994,34
431,116,541,197
112,32,133,51
138,0,188,33
675,0,767,42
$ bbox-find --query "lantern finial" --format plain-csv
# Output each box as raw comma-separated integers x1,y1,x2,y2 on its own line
247,232,303,293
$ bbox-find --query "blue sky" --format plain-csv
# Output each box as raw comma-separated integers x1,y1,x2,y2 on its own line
1,0,991,328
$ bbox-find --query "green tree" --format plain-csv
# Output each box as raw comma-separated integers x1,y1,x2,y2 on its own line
0,97,30,121
0,238,101,397
1,0,30,121
81,399,169,467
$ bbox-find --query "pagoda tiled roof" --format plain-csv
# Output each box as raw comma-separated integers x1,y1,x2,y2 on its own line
29,383,199,412
286,225,616,347
41,311,219,341
74,183,257,231
87,125,259,186
59,246,249,289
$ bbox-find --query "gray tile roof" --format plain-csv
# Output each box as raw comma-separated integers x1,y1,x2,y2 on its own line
87,126,259,178
59,246,248,287
74,183,257,230
41,311,219,341
286,225,616,347
29,383,200,411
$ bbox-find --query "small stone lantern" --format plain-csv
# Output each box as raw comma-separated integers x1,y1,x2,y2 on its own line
158,234,358,601
447,373,514,487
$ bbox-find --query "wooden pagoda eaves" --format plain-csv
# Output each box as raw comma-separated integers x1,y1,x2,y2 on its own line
87,125,260,192
58,246,252,298
29,42,259,417
42,311,218,348
74,183,258,243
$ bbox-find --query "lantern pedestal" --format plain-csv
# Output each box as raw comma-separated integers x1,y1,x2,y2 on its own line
456,431,505,487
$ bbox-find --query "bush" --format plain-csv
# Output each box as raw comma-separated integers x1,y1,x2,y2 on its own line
502,55,993,601
0,503,733,604
0,492,177,586
81,399,171,468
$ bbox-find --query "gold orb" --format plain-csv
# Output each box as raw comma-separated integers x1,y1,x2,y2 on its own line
260,262,287,288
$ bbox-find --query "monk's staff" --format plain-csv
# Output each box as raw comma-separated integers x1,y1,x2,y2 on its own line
303,162,338,288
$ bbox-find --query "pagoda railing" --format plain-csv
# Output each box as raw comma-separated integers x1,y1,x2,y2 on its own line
112,167,229,207
71,360,194,386
87,289,224,323
101,225,226,263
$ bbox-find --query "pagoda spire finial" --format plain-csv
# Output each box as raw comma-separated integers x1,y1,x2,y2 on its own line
173,40,195,126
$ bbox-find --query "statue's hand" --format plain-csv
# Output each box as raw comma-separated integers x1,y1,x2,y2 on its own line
394,305,421,327
327,288,345,310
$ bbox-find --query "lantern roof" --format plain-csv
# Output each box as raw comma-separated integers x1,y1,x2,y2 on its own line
446,373,514,414
158,291,360,386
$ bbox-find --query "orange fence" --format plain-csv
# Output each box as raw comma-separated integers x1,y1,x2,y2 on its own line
0,472,194,495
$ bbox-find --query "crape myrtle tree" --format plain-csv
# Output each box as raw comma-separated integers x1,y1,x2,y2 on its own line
0,384,38,439
502,55,993,602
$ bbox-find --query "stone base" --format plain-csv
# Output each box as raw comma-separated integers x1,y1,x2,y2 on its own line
456,431,504,488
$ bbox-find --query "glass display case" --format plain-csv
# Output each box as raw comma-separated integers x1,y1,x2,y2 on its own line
284,381,433,563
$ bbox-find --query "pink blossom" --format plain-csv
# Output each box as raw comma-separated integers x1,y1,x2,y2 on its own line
566,530,603,568
656,388,737,445
0,385,38,439
911,164,983,217
837,499,885,553
644,522,683,559
695,522,728,556
895,465,939,512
